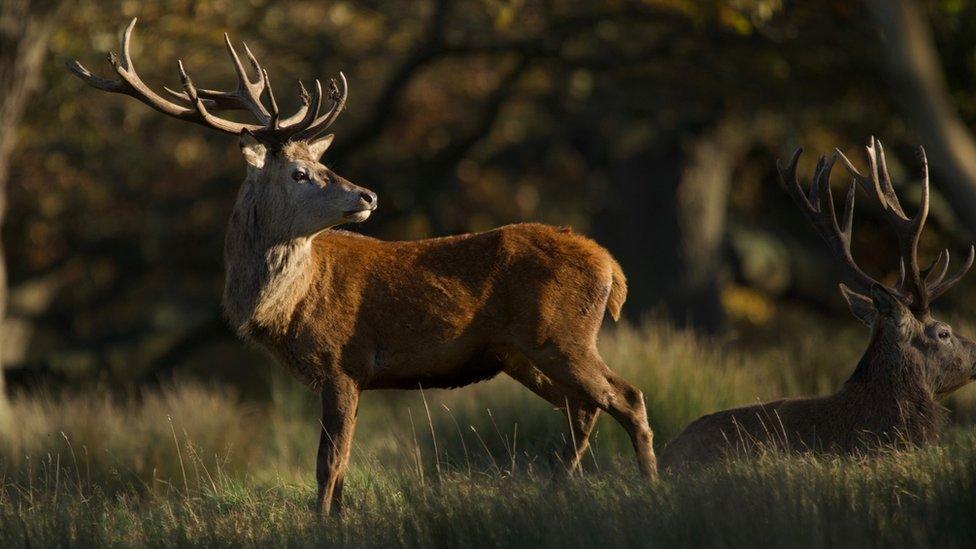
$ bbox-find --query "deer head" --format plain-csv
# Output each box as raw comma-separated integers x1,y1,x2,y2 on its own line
67,18,377,240
778,137,976,398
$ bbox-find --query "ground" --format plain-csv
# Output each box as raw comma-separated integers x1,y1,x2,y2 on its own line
3,319,976,547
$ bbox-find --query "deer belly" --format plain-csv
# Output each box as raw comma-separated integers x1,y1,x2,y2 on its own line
365,343,507,390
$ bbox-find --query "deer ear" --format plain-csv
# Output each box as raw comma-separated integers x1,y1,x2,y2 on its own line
840,284,875,326
869,283,910,321
240,130,267,168
307,134,334,161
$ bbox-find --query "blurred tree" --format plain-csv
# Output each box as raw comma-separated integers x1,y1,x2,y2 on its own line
599,114,781,330
0,0,67,407
866,0,976,233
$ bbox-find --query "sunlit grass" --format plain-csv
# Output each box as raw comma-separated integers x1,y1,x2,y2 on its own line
4,435,976,547
2,320,976,547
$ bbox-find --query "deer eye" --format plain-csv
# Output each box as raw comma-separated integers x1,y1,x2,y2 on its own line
292,169,309,181
938,329,952,341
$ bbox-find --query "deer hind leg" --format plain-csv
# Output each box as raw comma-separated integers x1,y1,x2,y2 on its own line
521,345,658,480
504,357,601,475
316,375,360,520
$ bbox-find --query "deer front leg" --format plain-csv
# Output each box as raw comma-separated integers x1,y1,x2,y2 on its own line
316,375,359,520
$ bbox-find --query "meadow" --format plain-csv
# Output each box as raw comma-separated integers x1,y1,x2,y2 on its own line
3,316,976,547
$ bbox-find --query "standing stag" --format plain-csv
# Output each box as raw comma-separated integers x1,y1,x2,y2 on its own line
69,19,657,517
660,137,976,471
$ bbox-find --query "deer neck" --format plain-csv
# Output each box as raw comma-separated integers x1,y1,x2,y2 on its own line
836,332,945,444
222,177,316,338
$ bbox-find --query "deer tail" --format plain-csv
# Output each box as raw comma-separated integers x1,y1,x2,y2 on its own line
606,257,627,322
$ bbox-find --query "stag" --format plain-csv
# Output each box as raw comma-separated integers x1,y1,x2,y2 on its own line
660,137,976,471
69,19,657,517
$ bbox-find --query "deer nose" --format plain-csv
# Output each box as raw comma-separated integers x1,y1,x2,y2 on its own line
360,190,377,208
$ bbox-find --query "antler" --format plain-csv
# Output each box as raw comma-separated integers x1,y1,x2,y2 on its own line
835,138,973,311
162,34,271,123
777,149,885,296
67,18,347,145
779,137,973,314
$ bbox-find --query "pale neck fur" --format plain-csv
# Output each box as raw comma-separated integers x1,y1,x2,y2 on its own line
222,174,315,338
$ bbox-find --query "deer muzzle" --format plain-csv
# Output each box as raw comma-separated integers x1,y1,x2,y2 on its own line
342,189,378,221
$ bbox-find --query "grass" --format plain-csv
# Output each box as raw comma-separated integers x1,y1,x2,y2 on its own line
2,320,976,547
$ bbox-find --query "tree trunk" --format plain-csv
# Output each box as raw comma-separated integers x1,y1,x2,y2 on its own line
595,114,776,331
0,0,64,413
865,0,976,232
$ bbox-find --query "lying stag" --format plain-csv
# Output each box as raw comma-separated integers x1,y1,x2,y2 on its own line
660,138,976,471
70,19,657,516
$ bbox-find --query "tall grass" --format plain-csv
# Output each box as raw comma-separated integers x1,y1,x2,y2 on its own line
2,320,976,547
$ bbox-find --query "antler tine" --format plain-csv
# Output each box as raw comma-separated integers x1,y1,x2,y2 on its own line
118,17,135,71
836,144,880,208
810,155,826,207
777,148,882,296
223,35,269,118
263,79,324,142
836,140,931,311
867,138,904,217
161,85,217,108
839,172,856,239
262,69,280,129
177,60,254,134
294,79,323,128
240,42,265,86
928,245,976,301
897,258,907,291
66,57,125,94
776,148,811,208
277,80,313,127
161,34,272,122
295,72,348,140
873,138,908,218
817,155,871,281
899,145,930,310
923,249,949,288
